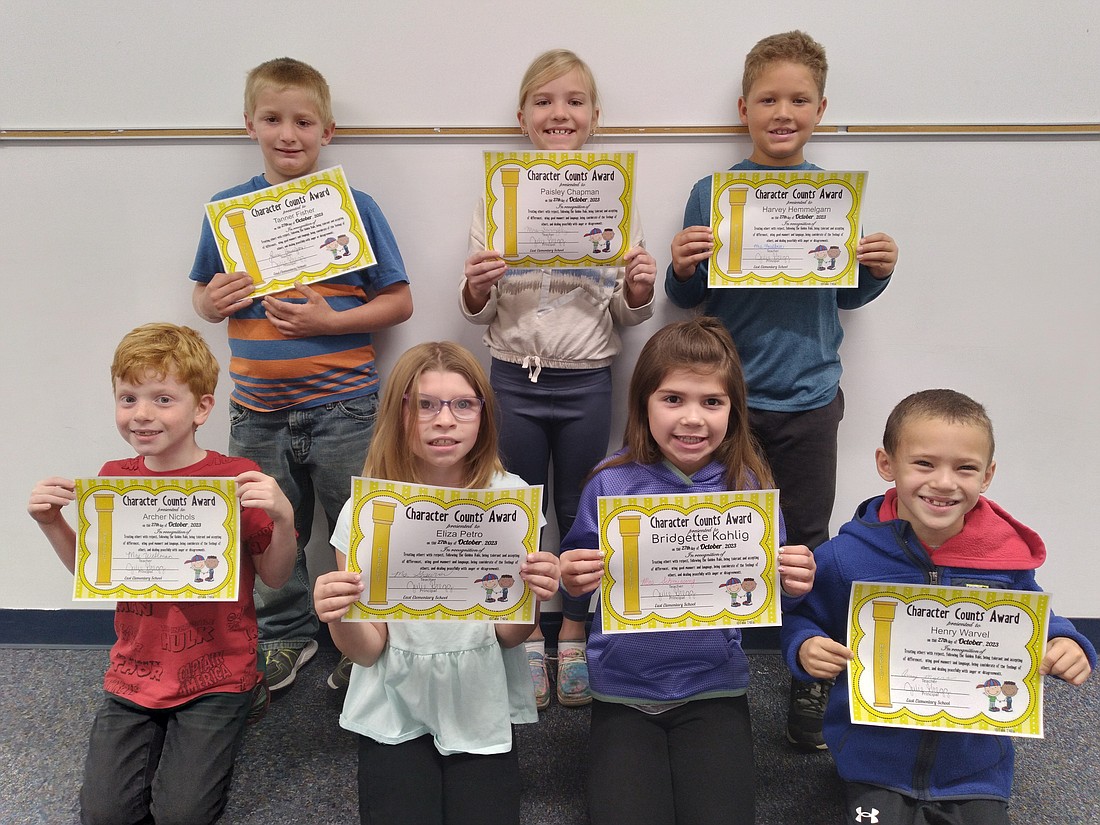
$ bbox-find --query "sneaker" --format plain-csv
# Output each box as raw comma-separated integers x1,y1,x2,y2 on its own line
327,655,353,690
786,676,832,752
527,644,550,710
246,674,270,726
555,643,592,707
263,639,318,692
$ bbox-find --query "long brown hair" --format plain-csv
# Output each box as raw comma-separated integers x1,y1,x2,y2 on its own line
602,317,773,489
363,342,504,488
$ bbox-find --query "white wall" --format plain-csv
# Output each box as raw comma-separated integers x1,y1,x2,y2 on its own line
3,1,1098,618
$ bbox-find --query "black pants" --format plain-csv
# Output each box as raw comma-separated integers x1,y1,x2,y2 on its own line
749,387,845,551
844,783,1009,825
588,696,755,825
357,733,521,825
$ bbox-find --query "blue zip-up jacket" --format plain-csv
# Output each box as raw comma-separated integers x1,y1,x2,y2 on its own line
561,453,791,704
782,493,1096,801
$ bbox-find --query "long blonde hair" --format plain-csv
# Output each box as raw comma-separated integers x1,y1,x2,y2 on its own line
602,317,773,489
363,343,504,488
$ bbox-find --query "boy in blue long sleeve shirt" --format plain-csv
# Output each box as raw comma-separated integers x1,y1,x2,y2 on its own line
665,30,899,750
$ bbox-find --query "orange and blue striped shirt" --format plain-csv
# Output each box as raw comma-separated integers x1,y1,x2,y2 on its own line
190,175,409,412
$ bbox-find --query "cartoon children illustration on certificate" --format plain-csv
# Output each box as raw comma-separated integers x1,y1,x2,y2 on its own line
584,227,602,253
977,678,1003,712
809,244,828,271
498,574,515,603
742,577,757,606
186,554,206,583
720,577,743,607
204,555,220,582
475,573,500,602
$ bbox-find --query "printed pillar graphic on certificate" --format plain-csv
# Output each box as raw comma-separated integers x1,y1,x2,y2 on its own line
726,188,747,274
93,493,115,586
501,168,520,258
226,211,263,285
872,599,898,707
367,500,397,605
618,514,642,616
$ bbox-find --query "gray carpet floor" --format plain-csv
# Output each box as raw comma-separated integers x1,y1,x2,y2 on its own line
1,647,1096,824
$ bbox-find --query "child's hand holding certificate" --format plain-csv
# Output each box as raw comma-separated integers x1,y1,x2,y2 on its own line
204,165,376,296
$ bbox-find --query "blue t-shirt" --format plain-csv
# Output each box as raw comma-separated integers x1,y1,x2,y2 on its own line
190,175,409,412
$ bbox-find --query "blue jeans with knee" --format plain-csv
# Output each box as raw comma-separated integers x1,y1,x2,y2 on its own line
491,359,611,623
229,394,378,650
80,691,251,825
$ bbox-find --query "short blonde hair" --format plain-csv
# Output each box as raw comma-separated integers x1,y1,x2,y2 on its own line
111,323,219,400
363,343,504,489
742,31,828,98
518,49,600,116
245,57,334,125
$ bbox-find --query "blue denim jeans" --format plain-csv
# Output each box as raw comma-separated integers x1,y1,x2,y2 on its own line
490,359,612,623
80,691,251,825
229,394,378,649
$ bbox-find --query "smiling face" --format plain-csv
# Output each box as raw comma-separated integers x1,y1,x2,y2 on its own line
115,372,213,472
245,85,335,184
646,368,730,476
876,416,995,549
408,370,482,488
738,61,826,167
518,68,598,151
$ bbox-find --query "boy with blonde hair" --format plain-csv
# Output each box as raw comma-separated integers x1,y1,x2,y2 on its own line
665,30,899,749
190,57,413,692
28,323,297,823
782,389,1094,824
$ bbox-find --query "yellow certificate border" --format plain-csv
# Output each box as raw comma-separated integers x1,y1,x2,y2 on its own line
709,170,866,288
205,165,376,296
484,151,634,268
74,477,239,601
848,582,1049,737
345,478,542,622
598,490,780,632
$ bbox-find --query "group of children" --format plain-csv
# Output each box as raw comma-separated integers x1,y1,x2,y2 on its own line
26,30,1094,825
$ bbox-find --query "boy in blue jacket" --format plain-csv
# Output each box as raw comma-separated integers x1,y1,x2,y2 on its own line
782,389,1094,824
